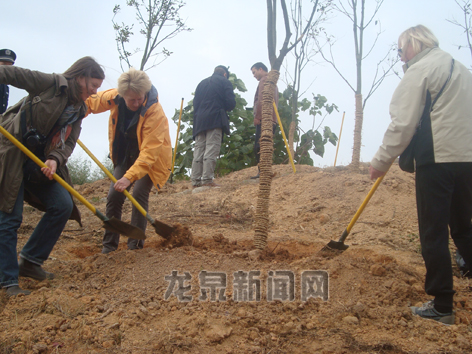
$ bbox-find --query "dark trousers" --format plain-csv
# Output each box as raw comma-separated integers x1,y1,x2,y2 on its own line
415,163,472,309
102,164,153,252
254,123,277,165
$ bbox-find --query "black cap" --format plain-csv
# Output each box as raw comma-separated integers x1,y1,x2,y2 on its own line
0,49,16,64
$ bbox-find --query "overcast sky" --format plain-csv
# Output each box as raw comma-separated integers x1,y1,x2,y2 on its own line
2,0,471,170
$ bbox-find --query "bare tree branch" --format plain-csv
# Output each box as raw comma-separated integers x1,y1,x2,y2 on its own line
112,0,192,72
363,44,399,107
313,0,394,167
315,36,356,92
447,0,472,68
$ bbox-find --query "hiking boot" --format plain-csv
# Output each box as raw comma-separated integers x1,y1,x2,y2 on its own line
18,258,54,281
410,300,455,325
101,248,115,254
6,285,31,297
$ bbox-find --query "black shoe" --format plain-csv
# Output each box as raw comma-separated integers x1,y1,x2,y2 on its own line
250,174,260,179
6,285,31,297
18,258,54,281
102,248,115,254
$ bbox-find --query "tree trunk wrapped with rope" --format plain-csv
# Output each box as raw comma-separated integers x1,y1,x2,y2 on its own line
254,69,280,250
351,93,363,170
252,0,319,251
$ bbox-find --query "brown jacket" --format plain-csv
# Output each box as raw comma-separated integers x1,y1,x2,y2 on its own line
253,74,279,126
0,66,82,223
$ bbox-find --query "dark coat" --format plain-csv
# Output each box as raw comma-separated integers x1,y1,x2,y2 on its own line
0,83,8,114
192,72,236,139
0,66,82,224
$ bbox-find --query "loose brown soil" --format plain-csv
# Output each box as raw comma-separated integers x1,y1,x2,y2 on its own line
1,164,472,354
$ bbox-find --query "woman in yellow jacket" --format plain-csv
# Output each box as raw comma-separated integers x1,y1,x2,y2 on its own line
86,68,172,253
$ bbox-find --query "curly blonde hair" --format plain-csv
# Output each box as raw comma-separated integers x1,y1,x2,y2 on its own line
399,25,439,56
117,67,152,97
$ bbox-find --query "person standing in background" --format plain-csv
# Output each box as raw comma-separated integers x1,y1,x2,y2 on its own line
0,49,16,114
250,62,278,179
191,65,236,188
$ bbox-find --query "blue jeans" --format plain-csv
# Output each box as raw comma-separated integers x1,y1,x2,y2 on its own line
0,180,73,287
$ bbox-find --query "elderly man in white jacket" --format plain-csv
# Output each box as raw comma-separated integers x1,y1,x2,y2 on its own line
370,25,472,325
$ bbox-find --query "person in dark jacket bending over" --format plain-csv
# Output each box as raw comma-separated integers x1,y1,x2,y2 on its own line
191,65,236,188
0,57,104,297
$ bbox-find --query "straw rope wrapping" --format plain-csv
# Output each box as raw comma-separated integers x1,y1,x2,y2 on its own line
254,70,280,250
351,93,363,170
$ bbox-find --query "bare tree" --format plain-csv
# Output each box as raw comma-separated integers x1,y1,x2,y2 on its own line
112,0,192,71
283,0,332,157
253,0,319,251
447,0,472,67
315,0,398,169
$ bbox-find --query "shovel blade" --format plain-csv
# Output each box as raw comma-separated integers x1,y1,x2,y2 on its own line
103,217,146,240
325,240,349,252
151,219,175,239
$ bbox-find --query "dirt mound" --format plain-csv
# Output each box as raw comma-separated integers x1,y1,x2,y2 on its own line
1,163,472,354
163,223,194,248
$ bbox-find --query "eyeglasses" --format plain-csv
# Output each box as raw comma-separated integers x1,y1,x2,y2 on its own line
398,40,409,57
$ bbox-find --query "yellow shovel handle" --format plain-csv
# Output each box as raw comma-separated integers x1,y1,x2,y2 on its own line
76,139,149,219
273,101,296,173
334,111,345,167
0,125,97,215
172,98,184,174
346,172,387,234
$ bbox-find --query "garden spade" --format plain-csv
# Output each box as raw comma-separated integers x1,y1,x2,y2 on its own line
77,139,175,239
0,125,146,240
324,171,388,252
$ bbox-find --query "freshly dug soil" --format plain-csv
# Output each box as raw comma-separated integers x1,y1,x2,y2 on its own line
1,163,471,354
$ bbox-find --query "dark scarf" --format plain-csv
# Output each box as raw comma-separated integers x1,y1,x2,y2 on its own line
113,97,141,169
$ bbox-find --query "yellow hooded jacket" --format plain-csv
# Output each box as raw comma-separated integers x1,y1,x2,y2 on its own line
85,86,172,189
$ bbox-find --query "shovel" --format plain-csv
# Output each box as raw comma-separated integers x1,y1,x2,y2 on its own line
77,139,175,239
0,125,146,240
324,171,388,252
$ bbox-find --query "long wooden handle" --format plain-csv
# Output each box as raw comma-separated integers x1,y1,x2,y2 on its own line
172,98,184,174
334,111,345,167
76,139,151,221
0,125,102,218
345,173,387,235
273,101,296,173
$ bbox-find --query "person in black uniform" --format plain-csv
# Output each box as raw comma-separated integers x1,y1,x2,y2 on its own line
0,49,16,114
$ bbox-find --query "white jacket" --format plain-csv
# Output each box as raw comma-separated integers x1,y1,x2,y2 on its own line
371,48,472,172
